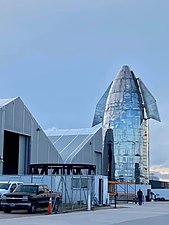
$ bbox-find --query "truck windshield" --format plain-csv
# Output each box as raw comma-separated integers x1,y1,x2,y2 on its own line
0,183,10,190
14,185,38,194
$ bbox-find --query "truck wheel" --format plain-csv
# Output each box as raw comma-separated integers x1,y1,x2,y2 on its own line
3,208,12,213
28,203,36,213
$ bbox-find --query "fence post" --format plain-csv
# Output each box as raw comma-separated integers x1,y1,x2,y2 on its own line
107,193,110,205
114,193,118,208
87,193,91,211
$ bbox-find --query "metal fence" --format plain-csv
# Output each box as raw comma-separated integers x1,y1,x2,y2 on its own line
0,174,95,213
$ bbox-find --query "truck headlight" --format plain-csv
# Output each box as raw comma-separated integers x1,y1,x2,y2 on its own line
2,195,6,200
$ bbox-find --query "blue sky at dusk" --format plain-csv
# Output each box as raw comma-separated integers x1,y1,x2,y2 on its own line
0,0,169,180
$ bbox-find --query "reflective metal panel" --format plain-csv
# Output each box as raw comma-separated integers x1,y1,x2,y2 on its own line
92,82,112,126
103,65,145,182
137,78,161,122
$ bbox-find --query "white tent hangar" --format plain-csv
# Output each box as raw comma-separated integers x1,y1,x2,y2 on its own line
47,124,102,175
0,97,103,176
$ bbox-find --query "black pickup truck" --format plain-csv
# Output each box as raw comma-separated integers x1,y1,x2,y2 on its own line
1,184,50,213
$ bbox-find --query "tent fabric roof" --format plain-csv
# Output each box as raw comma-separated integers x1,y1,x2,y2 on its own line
46,123,102,136
48,124,102,163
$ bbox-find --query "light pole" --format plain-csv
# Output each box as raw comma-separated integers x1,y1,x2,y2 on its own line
123,153,129,182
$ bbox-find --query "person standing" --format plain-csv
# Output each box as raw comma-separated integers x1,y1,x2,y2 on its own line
137,189,143,205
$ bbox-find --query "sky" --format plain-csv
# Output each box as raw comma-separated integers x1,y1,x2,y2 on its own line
0,0,169,180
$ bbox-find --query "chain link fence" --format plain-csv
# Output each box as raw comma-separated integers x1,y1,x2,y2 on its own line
0,174,95,213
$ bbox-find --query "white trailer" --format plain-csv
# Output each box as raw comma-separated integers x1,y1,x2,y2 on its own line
151,189,169,201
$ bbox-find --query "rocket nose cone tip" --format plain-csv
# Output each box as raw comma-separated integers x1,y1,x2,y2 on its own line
116,65,131,79
121,65,130,71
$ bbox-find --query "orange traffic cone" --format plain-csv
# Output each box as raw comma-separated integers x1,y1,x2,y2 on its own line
48,197,52,215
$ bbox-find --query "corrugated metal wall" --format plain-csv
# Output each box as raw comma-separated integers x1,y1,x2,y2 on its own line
0,97,63,175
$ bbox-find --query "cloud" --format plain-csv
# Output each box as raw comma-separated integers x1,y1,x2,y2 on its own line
151,164,169,182
44,127,59,136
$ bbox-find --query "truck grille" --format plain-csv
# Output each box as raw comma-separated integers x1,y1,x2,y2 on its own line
5,196,24,203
